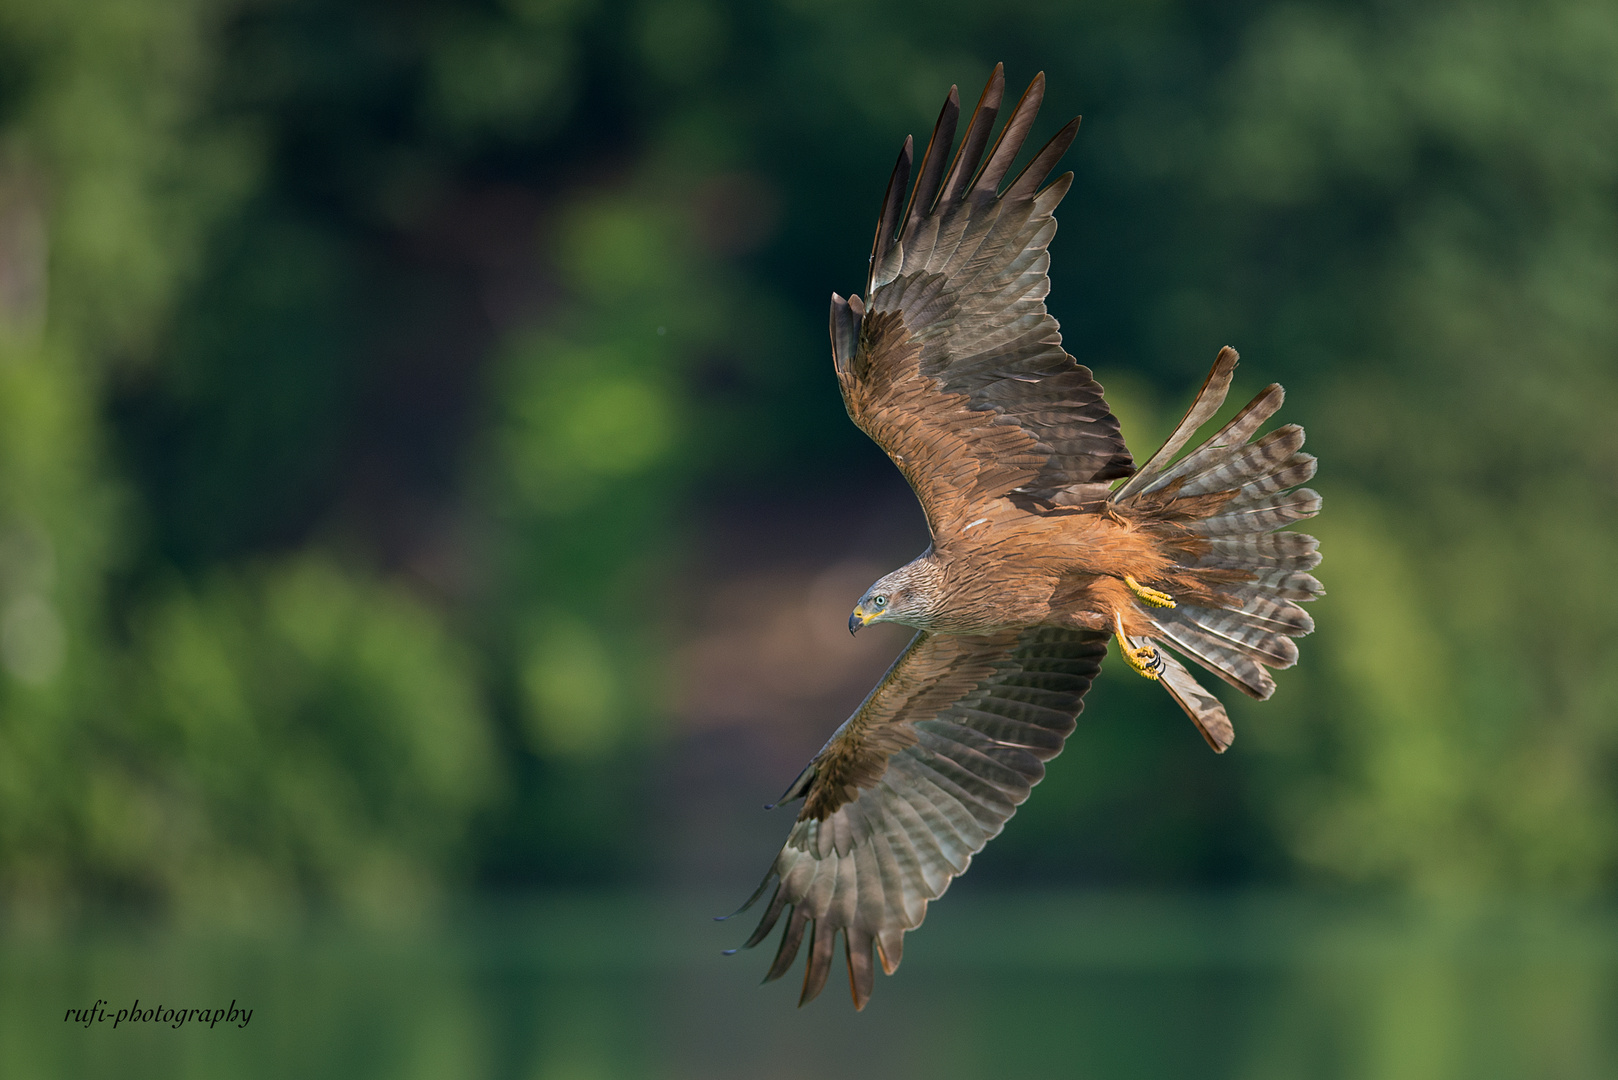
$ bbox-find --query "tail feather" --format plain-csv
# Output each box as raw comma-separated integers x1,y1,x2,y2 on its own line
1153,604,1298,670
1111,346,1238,503
1171,427,1294,498
1156,649,1233,752
1219,589,1316,635
1212,455,1318,504
1228,568,1325,600
1140,384,1286,497
1147,613,1276,699
1194,534,1321,572
1111,348,1322,745
1176,427,1309,497
1186,489,1322,536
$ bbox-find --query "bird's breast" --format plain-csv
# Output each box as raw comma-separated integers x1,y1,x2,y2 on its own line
926,548,1062,633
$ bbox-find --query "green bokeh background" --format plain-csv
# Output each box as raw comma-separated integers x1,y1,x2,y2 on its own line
1,0,1617,1074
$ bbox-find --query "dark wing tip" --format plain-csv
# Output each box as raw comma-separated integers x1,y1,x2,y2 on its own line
971,68,1048,200
797,921,837,1005
937,64,1007,208
1003,115,1081,202
876,928,904,975
868,135,915,289
847,930,876,1010
718,869,779,924
902,83,963,236
764,904,810,981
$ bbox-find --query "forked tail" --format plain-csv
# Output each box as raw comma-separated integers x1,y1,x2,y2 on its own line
1111,347,1323,751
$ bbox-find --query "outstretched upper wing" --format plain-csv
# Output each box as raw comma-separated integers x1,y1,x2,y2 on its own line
726,627,1106,1009
830,66,1134,539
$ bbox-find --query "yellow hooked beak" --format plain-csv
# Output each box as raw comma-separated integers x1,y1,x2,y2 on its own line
848,605,876,635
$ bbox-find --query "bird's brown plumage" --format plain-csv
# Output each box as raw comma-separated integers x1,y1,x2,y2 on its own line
725,65,1322,1009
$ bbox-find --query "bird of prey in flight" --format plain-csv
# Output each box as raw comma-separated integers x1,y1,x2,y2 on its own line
723,65,1322,1009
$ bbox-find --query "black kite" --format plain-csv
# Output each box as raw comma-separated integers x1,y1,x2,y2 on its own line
723,66,1322,1009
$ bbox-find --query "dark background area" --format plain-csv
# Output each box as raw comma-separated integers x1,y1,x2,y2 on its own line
0,0,1615,929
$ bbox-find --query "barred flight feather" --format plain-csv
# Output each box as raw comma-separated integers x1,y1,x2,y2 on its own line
730,629,1105,1008
1225,590,1316,635
971,72,1046,199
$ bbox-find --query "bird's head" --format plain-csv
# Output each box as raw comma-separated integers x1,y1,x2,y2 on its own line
848,562,939,634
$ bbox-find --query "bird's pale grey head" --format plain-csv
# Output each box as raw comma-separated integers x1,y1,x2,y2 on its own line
848,559,942,634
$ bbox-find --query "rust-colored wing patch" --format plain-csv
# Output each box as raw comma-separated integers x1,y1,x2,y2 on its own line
838,310,1048,537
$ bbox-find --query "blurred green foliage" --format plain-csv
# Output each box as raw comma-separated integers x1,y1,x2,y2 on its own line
0,0,1615,922
6,896,1618,1079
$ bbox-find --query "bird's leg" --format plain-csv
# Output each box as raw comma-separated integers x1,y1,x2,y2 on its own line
1114,611,1164,681
1124,574,1176,608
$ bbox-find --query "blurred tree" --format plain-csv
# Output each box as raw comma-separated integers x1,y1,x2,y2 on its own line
1,0,1616,922
1208,0,1618,895
0,0,266,921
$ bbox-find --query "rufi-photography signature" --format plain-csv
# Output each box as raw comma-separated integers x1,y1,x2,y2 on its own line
64,999,253,1029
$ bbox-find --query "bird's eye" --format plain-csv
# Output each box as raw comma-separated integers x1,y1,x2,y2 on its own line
872,595,887,608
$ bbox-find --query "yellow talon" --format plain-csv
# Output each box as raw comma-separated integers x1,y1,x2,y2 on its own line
1125,574,1176,608
1114,613,1164,681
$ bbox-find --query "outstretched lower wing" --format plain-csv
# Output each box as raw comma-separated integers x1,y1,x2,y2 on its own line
726,627,1106,1009
830,66,1134,540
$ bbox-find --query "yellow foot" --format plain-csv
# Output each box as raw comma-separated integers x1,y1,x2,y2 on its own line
1124,574,1176,608
1114,613,1164,681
